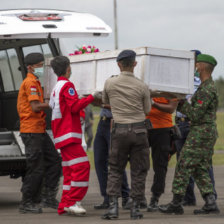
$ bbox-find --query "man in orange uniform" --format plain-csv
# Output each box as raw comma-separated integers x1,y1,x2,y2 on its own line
146,97,178,212
17,53,61,214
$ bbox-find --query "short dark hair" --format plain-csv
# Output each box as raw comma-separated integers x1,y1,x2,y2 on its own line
24,53,44,66
119,56,135,68
50,56,70,77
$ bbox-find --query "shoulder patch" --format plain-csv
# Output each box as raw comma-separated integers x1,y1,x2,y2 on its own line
68,87,75,96
110,75,118,78
30,86,37,92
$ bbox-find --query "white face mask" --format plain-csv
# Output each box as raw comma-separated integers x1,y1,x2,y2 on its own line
33,67,44,78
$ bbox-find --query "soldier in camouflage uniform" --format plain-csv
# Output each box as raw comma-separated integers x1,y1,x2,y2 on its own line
159,54,220,215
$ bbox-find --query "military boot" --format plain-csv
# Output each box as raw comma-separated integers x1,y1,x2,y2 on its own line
19,197,42,214
194,193,220,215
159,194,184,215
40,187,59,209
102,196,118,220
122,197,130,209
139,197,147,209
147,195,159,212
124,197,147,210
130,200,143,220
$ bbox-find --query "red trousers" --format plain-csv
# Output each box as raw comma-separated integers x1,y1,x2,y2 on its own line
58,143,90,215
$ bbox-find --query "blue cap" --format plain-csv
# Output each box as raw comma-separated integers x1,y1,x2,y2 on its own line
191,50,201,57
116,50,136,62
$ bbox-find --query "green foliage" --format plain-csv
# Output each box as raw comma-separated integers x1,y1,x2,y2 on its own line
215,112,224,150
215,77,224,109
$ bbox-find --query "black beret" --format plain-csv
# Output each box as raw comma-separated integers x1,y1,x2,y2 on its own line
116,50,136,62
24,53,44,66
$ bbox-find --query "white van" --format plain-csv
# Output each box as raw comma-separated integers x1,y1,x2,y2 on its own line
0,9,111,179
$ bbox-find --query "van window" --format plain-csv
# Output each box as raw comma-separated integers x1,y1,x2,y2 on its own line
41,44,52,58
7,49,23,90
22,44,52,59
0,50,15,91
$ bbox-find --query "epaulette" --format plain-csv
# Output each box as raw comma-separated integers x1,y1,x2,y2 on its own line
110,75,118,78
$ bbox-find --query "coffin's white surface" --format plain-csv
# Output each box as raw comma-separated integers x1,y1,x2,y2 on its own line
44,47,195,98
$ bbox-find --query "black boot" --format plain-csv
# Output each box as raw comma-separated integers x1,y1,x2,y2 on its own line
102,196,119,219
159,194,184,215
124,197,147,210
122,197,130,209
19,197,42,214
130,200,143,220
94,199,109,209
147,195,159,212
194,193,220,215
40,187,59,209
122,197,132,210
139,197,147,209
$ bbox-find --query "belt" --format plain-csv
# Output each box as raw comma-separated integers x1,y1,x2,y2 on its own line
114,121,145,128
100,116,112,121
175,116,190,123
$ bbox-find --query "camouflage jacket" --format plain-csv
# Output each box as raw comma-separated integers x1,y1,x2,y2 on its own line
179,78,218,127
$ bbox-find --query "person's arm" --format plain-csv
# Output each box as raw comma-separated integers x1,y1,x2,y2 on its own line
143,86,151,115
102,80,110,105
30,100,49,112
26,81,49,112
153,99,178,114
62,83,94,113
179,88,213,122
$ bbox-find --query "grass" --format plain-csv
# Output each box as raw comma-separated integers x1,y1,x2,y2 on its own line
87,109,224,169
87,150,224,169
215,112,224,150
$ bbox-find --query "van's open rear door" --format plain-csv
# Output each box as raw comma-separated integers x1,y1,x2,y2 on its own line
0,9,112,39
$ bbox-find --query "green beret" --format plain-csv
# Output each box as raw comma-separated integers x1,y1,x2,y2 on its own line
197,54,217,66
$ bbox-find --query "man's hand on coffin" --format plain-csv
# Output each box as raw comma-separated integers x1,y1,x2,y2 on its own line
91,91,102,107
176,99,186,111
92,91,102,99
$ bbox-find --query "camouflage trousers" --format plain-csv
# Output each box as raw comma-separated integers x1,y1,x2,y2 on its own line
172,126,217,196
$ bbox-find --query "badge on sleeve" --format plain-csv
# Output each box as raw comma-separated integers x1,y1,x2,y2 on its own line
68,88,75,96
30,86,37,92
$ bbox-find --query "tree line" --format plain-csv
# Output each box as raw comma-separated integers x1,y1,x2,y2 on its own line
215,77,224,110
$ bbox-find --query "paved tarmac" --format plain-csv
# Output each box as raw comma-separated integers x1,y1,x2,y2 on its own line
0,166,224,224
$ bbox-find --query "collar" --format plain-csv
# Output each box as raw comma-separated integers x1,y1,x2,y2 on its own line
58,76,69,81
199,77,212,89
27,73,39,80
201,77,212,85
120,71,134,76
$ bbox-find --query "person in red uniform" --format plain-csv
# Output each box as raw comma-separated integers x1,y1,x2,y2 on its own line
49,56,100,215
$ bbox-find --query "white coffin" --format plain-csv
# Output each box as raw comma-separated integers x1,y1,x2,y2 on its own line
44,47,195,98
